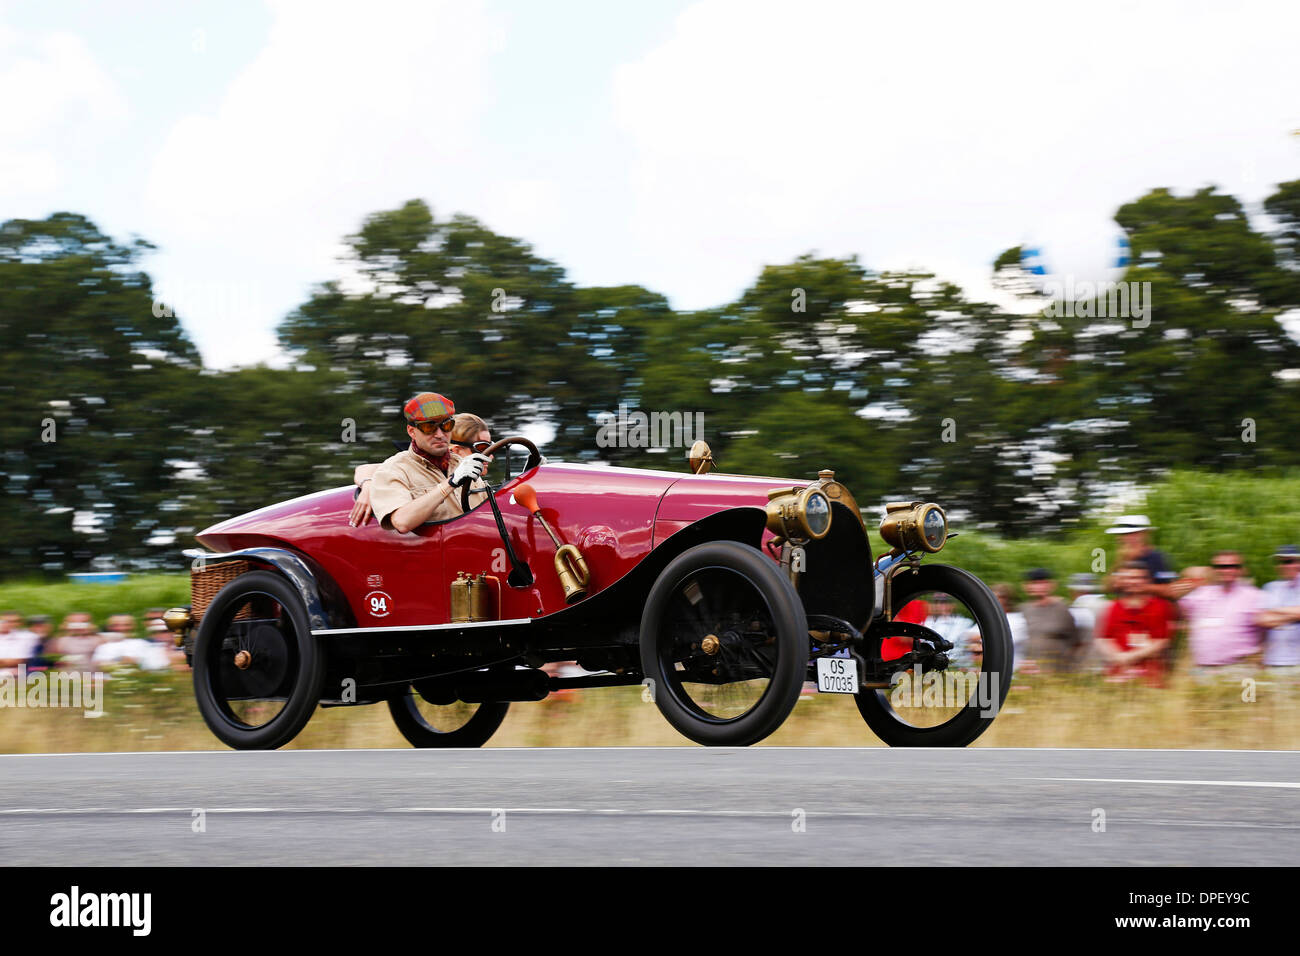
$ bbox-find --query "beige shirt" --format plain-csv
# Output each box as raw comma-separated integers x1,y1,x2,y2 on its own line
370,448,487,531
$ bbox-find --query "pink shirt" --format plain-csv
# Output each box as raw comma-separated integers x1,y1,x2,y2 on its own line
1180,583,1263,666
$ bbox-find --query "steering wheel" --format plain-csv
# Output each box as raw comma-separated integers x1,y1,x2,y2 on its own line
460,435,542,512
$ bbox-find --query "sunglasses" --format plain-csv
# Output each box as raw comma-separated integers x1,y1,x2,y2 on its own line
1212,563,1241,570
412,418,456,435
453,439,493,454
1277,557,1300,565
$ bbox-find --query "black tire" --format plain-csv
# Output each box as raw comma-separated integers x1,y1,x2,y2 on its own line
855,564,1012,747
387,690,510,748
192,570,325,750
639,541,807,746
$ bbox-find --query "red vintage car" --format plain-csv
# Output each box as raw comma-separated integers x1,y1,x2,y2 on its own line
166,437,1012,749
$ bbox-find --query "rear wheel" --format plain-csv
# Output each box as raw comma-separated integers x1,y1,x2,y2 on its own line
856,564,1012,747
387,689,510,748
639,541,806,746
192,570,325,750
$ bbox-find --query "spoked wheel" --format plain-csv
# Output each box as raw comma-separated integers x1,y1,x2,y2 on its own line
387,688,510,748
856,564,1012,747
639,541,807,746
192,570,325,750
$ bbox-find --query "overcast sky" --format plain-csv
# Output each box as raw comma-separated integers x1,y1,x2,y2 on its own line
3,0,1298,368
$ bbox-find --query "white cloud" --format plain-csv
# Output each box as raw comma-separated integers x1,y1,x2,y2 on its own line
0,27,127,211
144,0,506,367
612,0,1300,309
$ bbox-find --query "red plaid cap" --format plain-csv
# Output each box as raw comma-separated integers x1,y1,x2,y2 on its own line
402,392,455,424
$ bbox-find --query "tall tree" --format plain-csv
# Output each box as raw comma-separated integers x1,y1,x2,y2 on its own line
279,200,626,463
0,213,203,573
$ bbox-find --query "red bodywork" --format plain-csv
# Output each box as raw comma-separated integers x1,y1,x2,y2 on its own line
197,463,805,629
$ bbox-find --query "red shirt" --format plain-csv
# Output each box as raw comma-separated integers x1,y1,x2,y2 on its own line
1101,596,1174,683
882,599,929,661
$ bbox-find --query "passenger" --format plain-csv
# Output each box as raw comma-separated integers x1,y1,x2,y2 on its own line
365,393,492,533
448,412,493,458
350,409,493,527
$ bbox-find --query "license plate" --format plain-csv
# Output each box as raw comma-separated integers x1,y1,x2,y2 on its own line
816,656,859,694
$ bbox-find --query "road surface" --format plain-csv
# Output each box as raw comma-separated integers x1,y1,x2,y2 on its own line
1,747,1296,865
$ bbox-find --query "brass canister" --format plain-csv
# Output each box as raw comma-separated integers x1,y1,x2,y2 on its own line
451,572,495,622
450,572,472,623
470,573,492,622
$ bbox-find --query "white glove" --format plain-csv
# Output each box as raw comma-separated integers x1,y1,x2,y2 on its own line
451,453,490,487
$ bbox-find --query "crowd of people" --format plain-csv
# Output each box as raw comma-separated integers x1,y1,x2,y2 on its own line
985,516,1300,686
5,514,1298,691
0,608,185,676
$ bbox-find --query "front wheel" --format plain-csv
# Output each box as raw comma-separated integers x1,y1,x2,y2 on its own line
192,570,325,750
855,563,1012,747
639,541,807,746
386,689,510,748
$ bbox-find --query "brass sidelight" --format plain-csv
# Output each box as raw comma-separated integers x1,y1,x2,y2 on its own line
513,483,591,603
687,440,716,475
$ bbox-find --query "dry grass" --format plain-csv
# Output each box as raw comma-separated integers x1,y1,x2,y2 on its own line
2,667,1297,752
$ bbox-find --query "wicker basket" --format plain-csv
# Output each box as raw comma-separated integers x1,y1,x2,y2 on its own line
190,560,252,621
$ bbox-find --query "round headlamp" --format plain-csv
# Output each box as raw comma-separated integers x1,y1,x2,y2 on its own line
765,486,834,541
879,501,948,554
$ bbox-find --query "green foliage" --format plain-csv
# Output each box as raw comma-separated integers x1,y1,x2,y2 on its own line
0,574,188,632
279,200,628,463
0,214,203,575
6,176,1300,571
939,468,1300,595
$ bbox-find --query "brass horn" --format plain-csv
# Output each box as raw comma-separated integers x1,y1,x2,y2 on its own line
514,483,590,603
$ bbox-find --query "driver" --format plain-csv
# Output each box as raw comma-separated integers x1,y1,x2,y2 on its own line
350,412,493,527
364,392,491,533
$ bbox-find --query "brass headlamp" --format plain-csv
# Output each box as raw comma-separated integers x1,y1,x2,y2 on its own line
765,486,833,542
879,501,948,554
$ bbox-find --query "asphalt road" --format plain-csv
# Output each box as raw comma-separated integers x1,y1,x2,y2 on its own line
0,747,1296,865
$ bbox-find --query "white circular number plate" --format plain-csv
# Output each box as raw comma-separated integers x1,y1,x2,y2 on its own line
364,590,393,618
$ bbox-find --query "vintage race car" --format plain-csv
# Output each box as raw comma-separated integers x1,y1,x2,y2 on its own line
165,437,1012,750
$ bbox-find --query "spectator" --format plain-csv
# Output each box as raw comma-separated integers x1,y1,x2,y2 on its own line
1098,562,1175,686
1254,544,1300,671
91,614,171,671
1179,550,1263,675
992,584,1029,670
1067,573,1110,671
143,608,168,638
25,615,53,670
0,610,39,675
922,594,982,668
1105,515,1179,599
50,612,101,670
1019,569,1080,672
